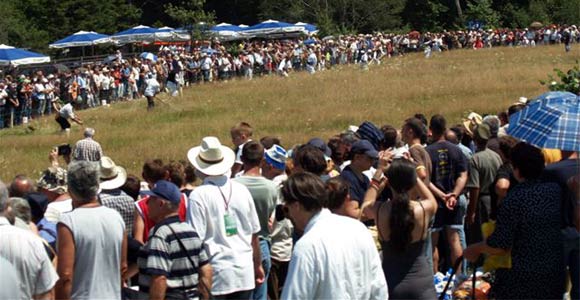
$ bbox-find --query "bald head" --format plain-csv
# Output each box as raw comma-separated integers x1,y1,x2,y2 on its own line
9,175,34,198
445,129,458,145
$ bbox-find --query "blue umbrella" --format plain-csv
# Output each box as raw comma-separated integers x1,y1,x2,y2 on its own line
112,25,157,43
507,91,580,151
0,44,50,67
241,20,306,38
295,22,319,34
49,31,111,49
303,38,317,45
140,52,158,62
210,23,242,32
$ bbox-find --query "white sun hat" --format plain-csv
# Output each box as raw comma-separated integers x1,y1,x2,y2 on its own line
187,137,235,176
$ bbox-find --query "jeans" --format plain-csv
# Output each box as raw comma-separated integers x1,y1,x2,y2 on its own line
36,97,46,116
0,105,4,129
251,239,271,300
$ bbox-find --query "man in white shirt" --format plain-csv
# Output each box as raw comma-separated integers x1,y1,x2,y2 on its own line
52,100,83,133
186,137,264,299
0,180,59,299
280,172,388,300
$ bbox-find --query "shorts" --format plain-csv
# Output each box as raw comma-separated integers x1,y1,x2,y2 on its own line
432,198,464,231
55,116,71,130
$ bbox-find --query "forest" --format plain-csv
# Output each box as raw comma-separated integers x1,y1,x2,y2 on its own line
1,0,578,51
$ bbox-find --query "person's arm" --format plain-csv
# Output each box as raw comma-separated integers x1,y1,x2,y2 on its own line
415,177,437,215
121,232,128,282
149,275,167,300
466,187,480,225
464,240,509,262
71,116,83,125
55,224,75,300
33,290,53,300
133,208,145,244
251,234,265,284
361,150,392,220
446,171,468,209
198,263,213,300
495,178,510,205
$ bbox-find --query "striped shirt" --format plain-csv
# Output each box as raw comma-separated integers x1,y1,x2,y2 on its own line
138,216,209,298
73,138,103,162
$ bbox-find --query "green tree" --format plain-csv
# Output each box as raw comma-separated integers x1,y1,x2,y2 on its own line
402,0,450,31
465,0,500,28
165,0,215,39
0,0,49,50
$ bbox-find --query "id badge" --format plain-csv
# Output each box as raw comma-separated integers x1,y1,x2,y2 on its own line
224,213,238,236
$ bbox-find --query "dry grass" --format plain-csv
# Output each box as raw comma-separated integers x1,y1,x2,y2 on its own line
0,44,577,180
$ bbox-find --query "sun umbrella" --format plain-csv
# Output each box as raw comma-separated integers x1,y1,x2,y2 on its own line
295,22,319,35
507,91,580,151
140,52,158,62
241,20,306,38
0,44,50,67
530,21,543,29
49,31,111,48
154,27,190,42
210,23,242,41
112,25,157,44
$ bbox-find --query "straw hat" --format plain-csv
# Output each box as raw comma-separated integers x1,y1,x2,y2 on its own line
462,112,483,137
99,156,127,190
187,137,235,176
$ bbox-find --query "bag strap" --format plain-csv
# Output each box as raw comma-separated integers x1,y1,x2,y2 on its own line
166,224,212,300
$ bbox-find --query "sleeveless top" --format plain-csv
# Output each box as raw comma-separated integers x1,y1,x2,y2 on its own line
378,200,436,300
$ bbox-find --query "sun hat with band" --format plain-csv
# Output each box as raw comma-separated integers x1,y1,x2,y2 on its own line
99,156,128,190
188,136,236,176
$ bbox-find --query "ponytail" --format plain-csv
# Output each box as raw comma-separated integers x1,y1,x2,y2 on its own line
389,191,415,252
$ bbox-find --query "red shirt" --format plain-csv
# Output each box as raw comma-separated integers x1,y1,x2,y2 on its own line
135,193,188,242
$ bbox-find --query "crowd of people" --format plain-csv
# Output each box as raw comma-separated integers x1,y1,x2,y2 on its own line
0,24,578,129
0,89,578,300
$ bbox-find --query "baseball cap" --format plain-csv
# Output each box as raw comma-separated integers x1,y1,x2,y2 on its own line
307,138,331,158
350,140,379,159
264,145,287,170
140,180,181,204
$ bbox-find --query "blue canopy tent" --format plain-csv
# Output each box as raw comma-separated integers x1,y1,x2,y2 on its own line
0,44,50,67
154,27,190,42
241,20,307,39
295,22,319,35
111,25,157,44
210,23,243,41
49,31,111,48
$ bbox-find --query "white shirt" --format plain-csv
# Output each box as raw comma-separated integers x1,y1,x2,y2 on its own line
59,103,75,119
44,199,73,223
187,175,261,295
281,209,388,300
0,217,59,299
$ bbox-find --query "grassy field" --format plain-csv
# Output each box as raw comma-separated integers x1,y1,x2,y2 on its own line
0,44,577,180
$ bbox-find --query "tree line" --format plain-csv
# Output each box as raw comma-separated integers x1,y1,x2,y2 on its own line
1,0,578,51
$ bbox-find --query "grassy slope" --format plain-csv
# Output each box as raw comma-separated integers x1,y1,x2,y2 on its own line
0,45,577,180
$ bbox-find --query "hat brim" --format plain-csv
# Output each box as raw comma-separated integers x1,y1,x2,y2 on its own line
100,166,127,190
187,146,235,176
365,150,379,159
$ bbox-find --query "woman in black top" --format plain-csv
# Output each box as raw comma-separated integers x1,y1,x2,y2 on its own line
464,142,565,299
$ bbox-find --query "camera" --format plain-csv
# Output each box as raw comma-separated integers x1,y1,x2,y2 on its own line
56,144,72,156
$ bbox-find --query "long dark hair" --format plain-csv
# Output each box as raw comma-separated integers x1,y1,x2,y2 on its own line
386,159,417,252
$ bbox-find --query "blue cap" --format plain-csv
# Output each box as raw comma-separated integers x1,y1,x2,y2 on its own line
351,140,379,159
264,145,287,171
307,138,331,157
141,180,181,204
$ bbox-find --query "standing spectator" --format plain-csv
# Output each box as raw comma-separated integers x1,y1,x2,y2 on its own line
73,127,103,162
234,141,279,300
144,72,160,111
426,114,468,273
230,122,254,177
280,172,388,299
464,143,566,299
138,180,212,300
186,136,264,299
56,161,127,300
465,124,502,244
340,140,378,208
98,156,134,235
0,180,59,300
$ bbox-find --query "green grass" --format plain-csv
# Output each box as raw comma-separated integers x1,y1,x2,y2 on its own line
0,44,577,180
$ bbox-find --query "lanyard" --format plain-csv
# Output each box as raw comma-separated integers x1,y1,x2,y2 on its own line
213,182,233,211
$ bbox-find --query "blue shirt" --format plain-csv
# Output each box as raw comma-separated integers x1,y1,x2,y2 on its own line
340,165,369,205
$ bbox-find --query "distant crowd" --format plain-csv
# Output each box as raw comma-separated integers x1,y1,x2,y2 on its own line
0,24,578,130
0,89,578,299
